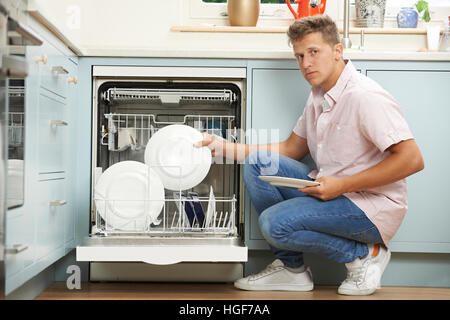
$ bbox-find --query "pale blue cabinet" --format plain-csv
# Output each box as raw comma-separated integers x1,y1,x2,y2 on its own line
5,28,78,295
366,69,450,252
37,93,68,174
245,60,450,253
244,61,312,249
35,178,66,260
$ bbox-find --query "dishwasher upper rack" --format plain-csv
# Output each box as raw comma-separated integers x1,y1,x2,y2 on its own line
93,195,238,238
101,88,237,105
8,86,25,98
101,113,237,152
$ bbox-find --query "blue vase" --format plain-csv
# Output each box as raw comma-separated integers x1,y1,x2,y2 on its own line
397,7,418,28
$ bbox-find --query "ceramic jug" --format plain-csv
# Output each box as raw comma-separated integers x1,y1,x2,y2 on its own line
397,7,418,28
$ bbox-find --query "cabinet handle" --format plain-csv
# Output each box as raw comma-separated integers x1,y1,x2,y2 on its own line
35,55,47,64
6,244,29,254
50,120,68,127
49,200,67,207
52,66,69,75
67,76,78,84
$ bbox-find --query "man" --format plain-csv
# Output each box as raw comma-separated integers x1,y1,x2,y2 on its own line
195,15,424,296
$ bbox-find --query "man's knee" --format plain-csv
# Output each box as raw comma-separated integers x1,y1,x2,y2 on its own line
258,209,283,246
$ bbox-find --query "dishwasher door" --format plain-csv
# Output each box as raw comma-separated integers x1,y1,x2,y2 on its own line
76,236,247,265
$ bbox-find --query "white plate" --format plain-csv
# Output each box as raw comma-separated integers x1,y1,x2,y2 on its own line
205,186,216,229
145,124,212,191
94,161,165,231
258,176,320,189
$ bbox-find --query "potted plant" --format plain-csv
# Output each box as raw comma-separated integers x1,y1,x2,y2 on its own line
415,0,430,23
415,0,440,51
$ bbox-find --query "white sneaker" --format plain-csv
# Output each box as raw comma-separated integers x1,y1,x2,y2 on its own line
234,259,314,291
338,244,391,296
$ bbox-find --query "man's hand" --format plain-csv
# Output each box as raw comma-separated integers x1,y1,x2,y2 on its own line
194,132,226,157
299,176,348,201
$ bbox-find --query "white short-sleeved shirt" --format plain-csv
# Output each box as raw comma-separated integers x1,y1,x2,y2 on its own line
293,60,414,247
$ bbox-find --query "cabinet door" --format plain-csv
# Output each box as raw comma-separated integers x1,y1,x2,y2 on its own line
246,68,311,247
40,41,69,98
250,69,311,143
38,93,68,174
367,70,450,252
5,213,34,279
36,178,66,260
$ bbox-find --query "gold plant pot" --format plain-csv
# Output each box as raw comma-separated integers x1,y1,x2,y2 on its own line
228,0,260,27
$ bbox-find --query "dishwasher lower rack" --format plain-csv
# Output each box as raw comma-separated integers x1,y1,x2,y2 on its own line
78,195,248,265
92,195,238,238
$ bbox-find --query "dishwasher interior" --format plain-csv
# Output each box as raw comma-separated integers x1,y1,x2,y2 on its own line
93,81,243,237
77,67,248,281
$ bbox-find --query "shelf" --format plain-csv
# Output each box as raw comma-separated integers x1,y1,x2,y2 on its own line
171,25,435,35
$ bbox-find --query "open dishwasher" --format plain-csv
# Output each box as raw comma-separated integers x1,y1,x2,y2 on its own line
76,66,248,282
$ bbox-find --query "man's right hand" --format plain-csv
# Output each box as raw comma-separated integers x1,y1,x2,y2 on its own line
194,132,226,158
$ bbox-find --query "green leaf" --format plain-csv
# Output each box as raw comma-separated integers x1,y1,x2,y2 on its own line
423,9,431,22
415,0,428,13
415,0,431,22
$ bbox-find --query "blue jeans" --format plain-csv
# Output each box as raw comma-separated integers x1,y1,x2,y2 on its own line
243,150,383,268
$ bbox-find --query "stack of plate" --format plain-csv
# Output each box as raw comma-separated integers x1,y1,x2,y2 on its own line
95,161,165,231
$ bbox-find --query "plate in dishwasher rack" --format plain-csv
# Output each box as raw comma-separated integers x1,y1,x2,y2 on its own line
145,124,212,191
94,161,165,230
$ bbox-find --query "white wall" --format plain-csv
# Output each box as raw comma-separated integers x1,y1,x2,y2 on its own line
29,0,444,55
31,0,183,49
30,0,302,54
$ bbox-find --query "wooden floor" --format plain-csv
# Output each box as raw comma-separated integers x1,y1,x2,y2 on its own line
36,282,450,300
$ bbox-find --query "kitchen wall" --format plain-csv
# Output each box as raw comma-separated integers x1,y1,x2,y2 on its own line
29,0,444,55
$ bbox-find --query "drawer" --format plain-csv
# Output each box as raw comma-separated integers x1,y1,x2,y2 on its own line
39,41,70,98
36,178,66,260
5,213,35,279
38,92,68,174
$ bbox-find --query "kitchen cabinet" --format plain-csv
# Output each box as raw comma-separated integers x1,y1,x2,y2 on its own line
366,69,450,251
5,16,79,295
37,93,68,174
35,178,66,260
245,59,450,254
244,61,312,249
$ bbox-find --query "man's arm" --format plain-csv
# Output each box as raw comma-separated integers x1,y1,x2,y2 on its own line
301,139,424,201
196,131,310,162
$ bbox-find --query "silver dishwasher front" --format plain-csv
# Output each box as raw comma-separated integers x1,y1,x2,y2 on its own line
76,66,248,282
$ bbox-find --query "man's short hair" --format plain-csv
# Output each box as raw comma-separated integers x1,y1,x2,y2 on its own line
287,15,340,47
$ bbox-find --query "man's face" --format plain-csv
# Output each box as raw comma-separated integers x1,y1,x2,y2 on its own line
293,32,343,91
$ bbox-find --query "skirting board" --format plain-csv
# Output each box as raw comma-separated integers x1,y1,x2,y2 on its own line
90,262,244,283
246,250,450,287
